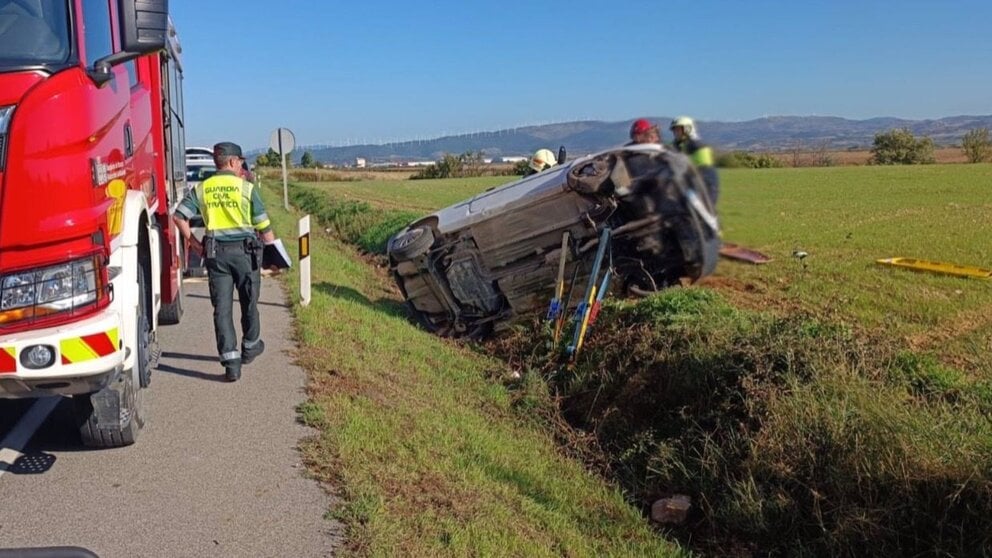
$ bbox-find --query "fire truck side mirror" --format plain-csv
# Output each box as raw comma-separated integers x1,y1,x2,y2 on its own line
118,0,169,54
91,0,170,84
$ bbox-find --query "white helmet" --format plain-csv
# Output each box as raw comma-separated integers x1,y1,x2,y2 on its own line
529,149,557,173
670,116,699,140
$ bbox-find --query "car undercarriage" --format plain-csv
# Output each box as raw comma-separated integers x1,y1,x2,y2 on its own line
388,146,720,338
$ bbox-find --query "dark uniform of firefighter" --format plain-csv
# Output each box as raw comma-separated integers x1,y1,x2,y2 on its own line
173,142,276,381
670,116,720,205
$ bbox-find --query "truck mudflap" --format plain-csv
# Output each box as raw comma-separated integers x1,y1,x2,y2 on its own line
87,366,134,429
0,310,125,398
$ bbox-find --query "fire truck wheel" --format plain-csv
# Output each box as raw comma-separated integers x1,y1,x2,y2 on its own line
159,266,184,325
74,266,150,448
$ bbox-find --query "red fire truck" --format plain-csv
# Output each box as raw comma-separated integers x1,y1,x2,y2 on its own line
0,0,186,447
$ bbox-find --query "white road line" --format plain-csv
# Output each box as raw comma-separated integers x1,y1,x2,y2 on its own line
0,396,60,479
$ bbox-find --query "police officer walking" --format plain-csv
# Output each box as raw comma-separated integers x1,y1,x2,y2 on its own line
173,142,276,381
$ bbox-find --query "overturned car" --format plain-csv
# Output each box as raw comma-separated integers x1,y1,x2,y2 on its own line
387,145,720,337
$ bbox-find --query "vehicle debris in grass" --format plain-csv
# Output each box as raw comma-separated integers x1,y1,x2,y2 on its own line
876,257,992,279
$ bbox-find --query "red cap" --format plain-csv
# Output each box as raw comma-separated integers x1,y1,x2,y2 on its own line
630,118,656,138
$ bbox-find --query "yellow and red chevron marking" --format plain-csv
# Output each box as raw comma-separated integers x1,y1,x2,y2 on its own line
0,347,15,373
60,327,120,365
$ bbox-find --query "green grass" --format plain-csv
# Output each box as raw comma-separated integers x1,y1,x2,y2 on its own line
305,164,992,371
305,176,509,212
496,288,992,555
259,184,684,557
294,164,992,555
715,164,992,371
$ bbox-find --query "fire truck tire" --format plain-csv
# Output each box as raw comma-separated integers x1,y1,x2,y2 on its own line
74,266,149,448
158,268,184,325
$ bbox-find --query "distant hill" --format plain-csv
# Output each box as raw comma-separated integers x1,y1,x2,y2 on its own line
256,115,992,165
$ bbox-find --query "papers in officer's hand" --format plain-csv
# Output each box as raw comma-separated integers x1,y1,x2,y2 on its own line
263,239,292,269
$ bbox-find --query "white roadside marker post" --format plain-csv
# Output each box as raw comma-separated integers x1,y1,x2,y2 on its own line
299,215,311,307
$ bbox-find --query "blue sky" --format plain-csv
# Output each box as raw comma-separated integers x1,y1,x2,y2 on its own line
171,1,992,149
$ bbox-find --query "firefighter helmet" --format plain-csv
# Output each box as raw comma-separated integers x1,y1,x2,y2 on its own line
629,118,657,140
529,149,557,173
670,116,698,139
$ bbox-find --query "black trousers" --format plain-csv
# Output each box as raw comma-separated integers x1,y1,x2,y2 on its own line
206,239,261,365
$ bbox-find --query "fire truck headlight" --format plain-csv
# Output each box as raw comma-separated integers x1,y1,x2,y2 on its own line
36,259,97,307
21,344,55,369
0,257,99,313
2,271,37,310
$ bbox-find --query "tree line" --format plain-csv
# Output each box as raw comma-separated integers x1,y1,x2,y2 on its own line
870,127,991,165
718,127,992,168
254,148,323,168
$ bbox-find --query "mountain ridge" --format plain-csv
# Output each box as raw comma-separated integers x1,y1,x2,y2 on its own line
252,115,992,164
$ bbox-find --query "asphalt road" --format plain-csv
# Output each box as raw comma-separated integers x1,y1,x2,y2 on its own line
0,277,339,557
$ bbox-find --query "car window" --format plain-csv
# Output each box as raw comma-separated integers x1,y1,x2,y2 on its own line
186,165,216,181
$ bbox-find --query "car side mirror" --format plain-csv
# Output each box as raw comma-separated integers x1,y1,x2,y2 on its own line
557,146,566,165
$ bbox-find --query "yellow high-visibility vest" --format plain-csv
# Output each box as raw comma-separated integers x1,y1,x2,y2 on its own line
195,174,270,240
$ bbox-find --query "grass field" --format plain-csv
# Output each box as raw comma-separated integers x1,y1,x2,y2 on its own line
771,146,969,166
302,164,992,371
274,163,992,555
259,185,684,557
297,176,508,213
716,164,991,371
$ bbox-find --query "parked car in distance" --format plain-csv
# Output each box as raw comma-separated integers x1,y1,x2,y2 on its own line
185,146,216,191
387,145,720,338
185,146,214,163
185,161,216,186
183,148,215,276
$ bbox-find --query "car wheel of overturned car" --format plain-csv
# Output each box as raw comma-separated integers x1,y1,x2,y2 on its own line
389,225,435,260
624,267,660,297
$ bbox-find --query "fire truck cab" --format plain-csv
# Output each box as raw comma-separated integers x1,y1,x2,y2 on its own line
0,0,186,447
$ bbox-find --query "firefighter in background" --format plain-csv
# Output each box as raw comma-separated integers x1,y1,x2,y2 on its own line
627,118,661,145
173,142,277,382
524,148,557,176
670,116,720,204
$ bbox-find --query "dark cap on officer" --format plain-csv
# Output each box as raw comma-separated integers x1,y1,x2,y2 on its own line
213,142,243,158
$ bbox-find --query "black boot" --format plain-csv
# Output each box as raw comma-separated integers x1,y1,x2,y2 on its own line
224,360,242,382
242,339,265,365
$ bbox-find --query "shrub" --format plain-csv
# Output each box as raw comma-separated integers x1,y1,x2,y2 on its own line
412,151,486,179
716,151,783,169
962,128,992,163
870,128,935,165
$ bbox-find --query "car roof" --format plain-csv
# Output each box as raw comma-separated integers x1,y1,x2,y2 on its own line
185,146,214,163
426,144,668,235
